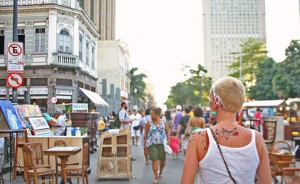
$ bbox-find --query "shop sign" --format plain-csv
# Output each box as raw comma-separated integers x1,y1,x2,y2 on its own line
30,87,48,95
0,87,6,95
56,89,72,95
72,103,88,111
8,86,27,95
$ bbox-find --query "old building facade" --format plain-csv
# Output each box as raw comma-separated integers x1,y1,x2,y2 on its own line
0,0,101,113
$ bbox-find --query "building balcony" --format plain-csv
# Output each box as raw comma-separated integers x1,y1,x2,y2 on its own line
53,52,79,68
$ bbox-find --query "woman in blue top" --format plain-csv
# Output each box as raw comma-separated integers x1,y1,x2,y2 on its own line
144,107,170,184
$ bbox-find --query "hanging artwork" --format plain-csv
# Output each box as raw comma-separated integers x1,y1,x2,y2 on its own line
15,105,42,118
0,101,23,130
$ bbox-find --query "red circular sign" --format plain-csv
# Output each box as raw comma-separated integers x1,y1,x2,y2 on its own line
8,44,22,56
6,73,24,88
51,97,58,104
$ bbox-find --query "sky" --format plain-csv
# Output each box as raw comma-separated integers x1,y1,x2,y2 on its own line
115,0,300,108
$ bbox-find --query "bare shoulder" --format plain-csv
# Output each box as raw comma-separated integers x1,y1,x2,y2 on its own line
188,129,209,160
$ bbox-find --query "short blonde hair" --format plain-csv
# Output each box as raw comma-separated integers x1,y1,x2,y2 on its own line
210,76,245,113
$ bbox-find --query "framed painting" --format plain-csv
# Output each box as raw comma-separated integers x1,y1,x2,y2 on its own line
28,117,49,130
0,100,23,130
17,105,43,118
13,104,27,128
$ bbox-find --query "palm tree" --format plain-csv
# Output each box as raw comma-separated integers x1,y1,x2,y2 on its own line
129,67,147,101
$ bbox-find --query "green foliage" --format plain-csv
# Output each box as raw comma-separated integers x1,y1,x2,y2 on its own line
164,64,212,109
248,58,278,100
282,40,300,97
228,38,267,90
129,67,147,101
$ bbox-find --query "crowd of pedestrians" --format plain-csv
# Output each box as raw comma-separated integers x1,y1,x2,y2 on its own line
95,76,272,184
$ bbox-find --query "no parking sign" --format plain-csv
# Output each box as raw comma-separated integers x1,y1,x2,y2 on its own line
7,42,24,73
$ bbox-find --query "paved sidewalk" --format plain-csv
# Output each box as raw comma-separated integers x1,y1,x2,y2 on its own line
2,142,188,184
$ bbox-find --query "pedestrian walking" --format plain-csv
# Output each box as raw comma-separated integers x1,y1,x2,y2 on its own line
139,109,149,164
181,76,271,184
144,107,170,184
131,109,141,146
119,101,132,129
170,131,180,159
177,107,191,156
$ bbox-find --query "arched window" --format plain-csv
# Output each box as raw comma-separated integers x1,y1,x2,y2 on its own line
58,29,72,53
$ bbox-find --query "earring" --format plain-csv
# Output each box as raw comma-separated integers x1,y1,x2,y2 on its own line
212,111,217,117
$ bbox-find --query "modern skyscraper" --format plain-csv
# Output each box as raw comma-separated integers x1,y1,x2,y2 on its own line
203,0,266,81
80,0,116,40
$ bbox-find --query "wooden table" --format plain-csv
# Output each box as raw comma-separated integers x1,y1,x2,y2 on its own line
0,129,26,181
43,146,81,184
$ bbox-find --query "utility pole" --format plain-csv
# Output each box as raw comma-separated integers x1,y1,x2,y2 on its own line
12,0,18,103
240,49,243,81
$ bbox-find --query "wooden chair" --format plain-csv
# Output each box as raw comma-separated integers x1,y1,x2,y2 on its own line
22,144,54,184
62,143,89,184
283,167,300,184
263,120,277,151
54,140,79,184
269,141,296,184
23,142,52,182
13,129,28,180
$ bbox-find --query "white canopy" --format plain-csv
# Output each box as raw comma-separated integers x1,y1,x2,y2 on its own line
79,88,109,107
243,100,286,107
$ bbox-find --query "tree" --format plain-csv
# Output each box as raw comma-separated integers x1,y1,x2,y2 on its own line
280,40,300,97
228,38,267,90
129,67,147,101
248,58,278,100
164,64,212,109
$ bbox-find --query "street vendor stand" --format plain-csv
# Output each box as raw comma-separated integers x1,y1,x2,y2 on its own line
96,127,132,180
56,103,99,152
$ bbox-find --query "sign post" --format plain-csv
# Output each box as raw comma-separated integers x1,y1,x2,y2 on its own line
11,0,19,104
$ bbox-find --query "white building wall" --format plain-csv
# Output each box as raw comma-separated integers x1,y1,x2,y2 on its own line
203,0,266,82
48,10,57,64
97,40,130,99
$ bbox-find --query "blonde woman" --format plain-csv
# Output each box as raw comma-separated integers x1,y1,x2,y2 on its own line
181,76,271,184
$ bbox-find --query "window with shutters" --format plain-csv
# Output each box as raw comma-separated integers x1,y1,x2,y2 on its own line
58,29,72,53
34,28,46,53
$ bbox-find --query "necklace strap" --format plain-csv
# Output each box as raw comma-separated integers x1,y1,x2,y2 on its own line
209,127,237,184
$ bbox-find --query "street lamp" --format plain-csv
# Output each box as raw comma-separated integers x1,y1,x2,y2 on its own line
134,88,137,108
199,71,204,106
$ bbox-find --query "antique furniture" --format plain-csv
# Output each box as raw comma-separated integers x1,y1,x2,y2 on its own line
53,140,79,184
96,127,131,180
43,146,81,184
269,141,296,184
22,144,54,184
62,143,89,184
283,167,300,184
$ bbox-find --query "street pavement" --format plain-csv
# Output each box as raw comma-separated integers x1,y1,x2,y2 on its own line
3,116,299,183
3,140,189,184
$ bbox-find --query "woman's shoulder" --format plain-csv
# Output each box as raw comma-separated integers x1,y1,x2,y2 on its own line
188,128,209,160
189,128,208,146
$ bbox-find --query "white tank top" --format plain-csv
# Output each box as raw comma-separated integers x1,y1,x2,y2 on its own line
198,128,259,184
